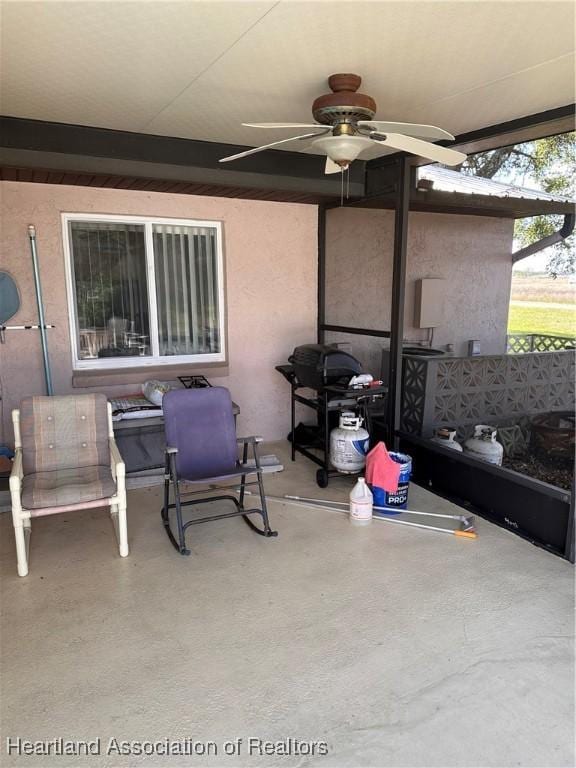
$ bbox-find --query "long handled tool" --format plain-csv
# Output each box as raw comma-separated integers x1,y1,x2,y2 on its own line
241,491,477,539
284,494,472,525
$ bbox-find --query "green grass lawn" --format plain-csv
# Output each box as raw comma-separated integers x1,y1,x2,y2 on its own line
508,303,576,336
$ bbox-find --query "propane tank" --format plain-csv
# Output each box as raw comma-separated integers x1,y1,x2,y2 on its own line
463,424,504,465
349,477,373,525
330,411,370,474
430,427,463,452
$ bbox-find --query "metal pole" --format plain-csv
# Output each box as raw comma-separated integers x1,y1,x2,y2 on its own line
317,203,327,345
27,225,53,395
565,475,575,564
387,158,412,449
283,494,471,522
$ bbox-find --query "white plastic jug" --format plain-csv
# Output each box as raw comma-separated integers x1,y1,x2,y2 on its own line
349,477,373,526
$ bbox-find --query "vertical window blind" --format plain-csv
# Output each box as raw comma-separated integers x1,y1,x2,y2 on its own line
153,225,220,356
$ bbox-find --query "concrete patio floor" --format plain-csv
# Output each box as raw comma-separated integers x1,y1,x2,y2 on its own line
1,442,574,767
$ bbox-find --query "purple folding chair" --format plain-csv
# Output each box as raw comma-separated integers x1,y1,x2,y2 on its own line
161,387,277,555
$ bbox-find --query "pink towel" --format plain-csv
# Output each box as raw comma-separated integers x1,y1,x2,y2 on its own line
365,442,401,493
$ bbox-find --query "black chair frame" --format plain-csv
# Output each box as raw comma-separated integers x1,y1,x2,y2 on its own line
161,437,278,555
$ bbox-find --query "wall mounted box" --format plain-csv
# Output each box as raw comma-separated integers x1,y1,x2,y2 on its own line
414,278,446,328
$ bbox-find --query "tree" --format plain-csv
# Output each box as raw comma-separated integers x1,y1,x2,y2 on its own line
458,132,575,276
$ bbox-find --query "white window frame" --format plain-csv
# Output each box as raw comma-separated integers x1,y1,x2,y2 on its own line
62,213,226,370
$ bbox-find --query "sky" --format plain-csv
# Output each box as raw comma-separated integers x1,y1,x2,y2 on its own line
512,238,547,273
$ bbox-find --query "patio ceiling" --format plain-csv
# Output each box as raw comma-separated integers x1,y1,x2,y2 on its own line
2,1,575,155
1,2,574,203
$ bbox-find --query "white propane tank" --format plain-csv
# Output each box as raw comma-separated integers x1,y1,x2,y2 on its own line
349,477,373,525
330,411,370,474
463,424,504,465
430,427,463,452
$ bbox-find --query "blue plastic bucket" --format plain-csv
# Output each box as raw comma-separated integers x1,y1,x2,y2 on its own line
371,452,412,513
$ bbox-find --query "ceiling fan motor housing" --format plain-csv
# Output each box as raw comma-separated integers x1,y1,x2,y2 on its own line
312,73,377,125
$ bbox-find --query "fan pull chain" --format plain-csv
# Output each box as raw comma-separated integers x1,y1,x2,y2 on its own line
339,165,352,206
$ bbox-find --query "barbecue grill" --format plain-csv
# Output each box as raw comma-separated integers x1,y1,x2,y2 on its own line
288,344,363,389
277,343,387,487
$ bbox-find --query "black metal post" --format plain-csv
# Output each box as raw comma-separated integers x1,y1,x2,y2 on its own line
290,381,296,461
387,158,412,449
323,389,330,472
317,204,327,344
565,475,575,563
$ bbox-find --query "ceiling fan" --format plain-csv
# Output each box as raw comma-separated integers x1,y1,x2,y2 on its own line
219,73,466,174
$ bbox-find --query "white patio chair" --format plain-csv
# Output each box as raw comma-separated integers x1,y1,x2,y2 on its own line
9,393,128,577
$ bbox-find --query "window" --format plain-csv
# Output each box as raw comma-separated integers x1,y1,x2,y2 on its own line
63,215,225,369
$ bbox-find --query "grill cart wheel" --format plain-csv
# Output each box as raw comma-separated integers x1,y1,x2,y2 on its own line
316,468,330,488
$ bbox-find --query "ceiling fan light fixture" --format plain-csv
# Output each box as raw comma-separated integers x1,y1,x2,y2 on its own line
311,135,374,166
222,73,466,172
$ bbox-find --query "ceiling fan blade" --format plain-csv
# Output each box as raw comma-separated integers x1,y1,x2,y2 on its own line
325,157,341,174
243,122,325,129
358,121,454,141
370,132,466,166
219,132,326,163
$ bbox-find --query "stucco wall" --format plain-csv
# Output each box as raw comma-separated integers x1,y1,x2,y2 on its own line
324,207,514,374
0,182,318,443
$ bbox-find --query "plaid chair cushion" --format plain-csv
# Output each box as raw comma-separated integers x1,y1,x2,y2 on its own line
21,465,116,510
20,394,109,475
